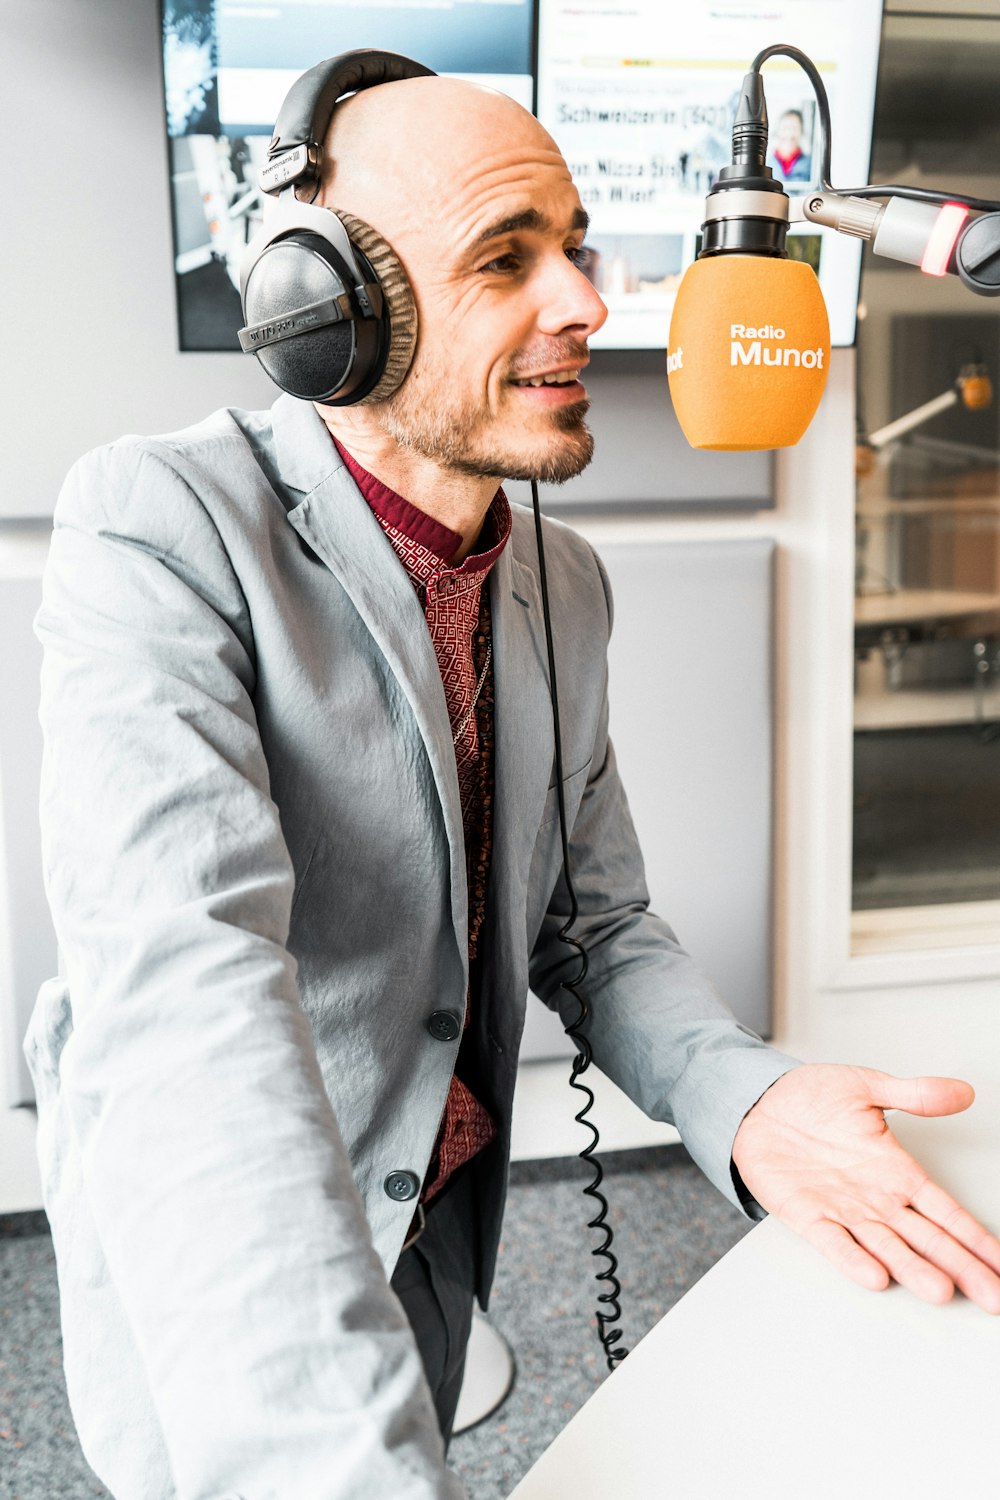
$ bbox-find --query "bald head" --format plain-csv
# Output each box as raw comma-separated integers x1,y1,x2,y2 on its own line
317,76,568,246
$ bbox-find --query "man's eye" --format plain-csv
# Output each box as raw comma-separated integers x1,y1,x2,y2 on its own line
567,244,595,271
480,253,521,274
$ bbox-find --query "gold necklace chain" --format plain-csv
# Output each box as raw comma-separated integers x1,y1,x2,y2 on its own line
451,642,492,746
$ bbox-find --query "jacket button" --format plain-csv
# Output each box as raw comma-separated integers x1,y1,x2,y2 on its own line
384,1170,420,1202
427,1010,461,1042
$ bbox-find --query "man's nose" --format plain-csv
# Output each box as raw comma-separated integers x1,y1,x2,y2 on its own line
537,253,608,340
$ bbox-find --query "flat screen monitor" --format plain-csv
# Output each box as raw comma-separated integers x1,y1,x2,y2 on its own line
162,0,882,352
162,0,535,350
536,0,883,348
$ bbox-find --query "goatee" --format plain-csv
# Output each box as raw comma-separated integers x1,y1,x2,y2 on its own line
374,391,594,483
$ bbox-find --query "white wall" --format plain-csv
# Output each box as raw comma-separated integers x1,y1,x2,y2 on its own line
4,0,275,520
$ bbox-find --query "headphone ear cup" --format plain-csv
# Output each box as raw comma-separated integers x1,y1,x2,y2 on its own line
242,231,371,402
337,211,418,404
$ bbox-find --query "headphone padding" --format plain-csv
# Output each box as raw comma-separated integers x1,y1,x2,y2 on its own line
338,212,418,404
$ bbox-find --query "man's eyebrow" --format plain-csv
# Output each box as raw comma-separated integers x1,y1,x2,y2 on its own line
470,205,590,251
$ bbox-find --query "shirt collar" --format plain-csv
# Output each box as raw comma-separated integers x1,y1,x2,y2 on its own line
332,438,511,584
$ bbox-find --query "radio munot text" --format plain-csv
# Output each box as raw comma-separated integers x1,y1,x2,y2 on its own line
729,324,825,369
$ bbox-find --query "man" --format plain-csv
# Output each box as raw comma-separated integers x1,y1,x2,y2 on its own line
767,106,814,183
26,71,1000,1500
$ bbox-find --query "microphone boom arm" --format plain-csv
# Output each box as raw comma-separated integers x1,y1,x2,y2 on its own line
753,46,1000,295
868,388,961,450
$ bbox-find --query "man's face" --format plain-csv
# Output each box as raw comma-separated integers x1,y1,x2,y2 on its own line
375,186,607,483
326,86,608,484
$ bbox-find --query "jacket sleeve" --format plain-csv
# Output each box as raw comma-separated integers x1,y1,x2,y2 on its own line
527,544,802,1220
34,442,464,1500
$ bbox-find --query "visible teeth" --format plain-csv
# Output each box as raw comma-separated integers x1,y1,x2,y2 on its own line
515,370,580,387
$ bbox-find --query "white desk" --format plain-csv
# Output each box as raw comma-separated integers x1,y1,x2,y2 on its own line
510,1080,1000,1499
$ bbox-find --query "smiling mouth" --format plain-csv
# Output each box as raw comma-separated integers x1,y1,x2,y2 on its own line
508,368,583,388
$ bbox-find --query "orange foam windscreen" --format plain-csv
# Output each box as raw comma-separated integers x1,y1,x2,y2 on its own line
959,372,992,411
667,256,831,450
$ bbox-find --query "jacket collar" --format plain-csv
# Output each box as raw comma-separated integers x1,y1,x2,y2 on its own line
270,392,344,498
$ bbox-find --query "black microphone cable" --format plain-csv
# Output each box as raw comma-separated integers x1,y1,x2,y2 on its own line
750,42,1000,214
530,478,628,1373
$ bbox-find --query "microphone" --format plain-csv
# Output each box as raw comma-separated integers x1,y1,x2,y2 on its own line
667,68,830,451
667,40,1000,451
958,361,993,411
865,360,992,451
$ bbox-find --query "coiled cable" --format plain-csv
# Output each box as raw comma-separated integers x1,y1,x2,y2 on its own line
530,479,628,1373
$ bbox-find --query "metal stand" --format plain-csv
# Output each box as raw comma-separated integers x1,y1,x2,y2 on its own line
452,1310,516,1434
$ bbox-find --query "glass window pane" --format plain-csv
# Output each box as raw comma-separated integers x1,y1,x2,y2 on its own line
852,10,1000,923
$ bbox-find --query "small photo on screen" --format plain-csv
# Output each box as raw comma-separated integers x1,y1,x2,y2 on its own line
765,101,819,189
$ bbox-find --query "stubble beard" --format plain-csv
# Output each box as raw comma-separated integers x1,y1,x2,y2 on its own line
372,379,595,484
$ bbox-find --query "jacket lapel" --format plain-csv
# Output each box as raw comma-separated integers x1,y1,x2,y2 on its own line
271,396,469,961
488,532,555,912
268,395,556,973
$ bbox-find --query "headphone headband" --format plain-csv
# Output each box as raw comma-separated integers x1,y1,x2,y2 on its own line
260,48,436,196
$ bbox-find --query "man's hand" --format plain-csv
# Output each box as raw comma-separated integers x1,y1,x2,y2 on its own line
731,1064,1000,1313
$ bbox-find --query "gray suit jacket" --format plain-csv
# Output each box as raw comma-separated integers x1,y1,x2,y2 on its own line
25,393,799,1500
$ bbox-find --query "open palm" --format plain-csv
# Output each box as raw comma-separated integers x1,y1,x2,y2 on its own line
731,1063,1000,1312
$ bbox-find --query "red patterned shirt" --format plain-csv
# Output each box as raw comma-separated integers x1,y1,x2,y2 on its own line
334,440,510,1202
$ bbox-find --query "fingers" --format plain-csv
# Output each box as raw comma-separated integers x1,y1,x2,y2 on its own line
850,1219,955,1305
802,1218,890,1294
909,1176,1000,1279
861,1071,975,1118
891,1206,1000,1315
805,1194,1000,1313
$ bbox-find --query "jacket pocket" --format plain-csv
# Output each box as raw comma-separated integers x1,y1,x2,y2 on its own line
538,761,591,830
288,830,322,922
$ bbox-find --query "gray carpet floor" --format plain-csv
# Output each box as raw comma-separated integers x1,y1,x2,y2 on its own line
0,1144,751,1500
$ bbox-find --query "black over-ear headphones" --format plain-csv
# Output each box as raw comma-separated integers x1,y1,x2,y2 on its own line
239,49,435,405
